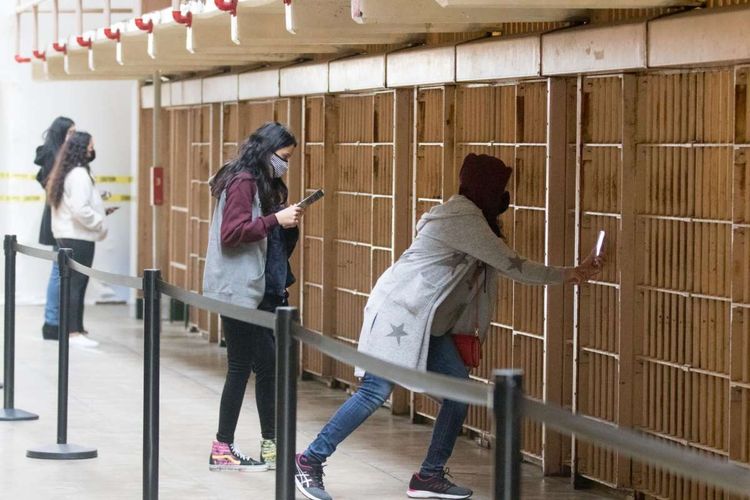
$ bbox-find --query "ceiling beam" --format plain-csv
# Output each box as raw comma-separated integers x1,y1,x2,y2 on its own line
352,0,586,25
433,0,699,7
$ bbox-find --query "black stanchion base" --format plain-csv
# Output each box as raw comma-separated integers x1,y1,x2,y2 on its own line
0,408,39,421
26,443,98,460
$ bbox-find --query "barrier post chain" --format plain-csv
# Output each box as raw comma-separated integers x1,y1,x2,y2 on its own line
143,269,161,500
275,307,299,500
27,248,97,459
1,234,38,421
493,369,523,500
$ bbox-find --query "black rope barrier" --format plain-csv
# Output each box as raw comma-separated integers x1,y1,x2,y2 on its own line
292,324,491,407
7,235,750,499
522,397,750,496
15,242,58,262
157,280,275,329
67,258,143,290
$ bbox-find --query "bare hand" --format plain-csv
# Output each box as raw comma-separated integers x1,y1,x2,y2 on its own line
106,206,120,216
275,204,304,228
565,244,605,284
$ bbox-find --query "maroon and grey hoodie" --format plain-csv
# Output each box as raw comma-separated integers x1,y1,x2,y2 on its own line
202,172,277,308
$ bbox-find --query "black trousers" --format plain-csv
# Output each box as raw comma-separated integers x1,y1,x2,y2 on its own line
216,294,287,444
57,238,95,333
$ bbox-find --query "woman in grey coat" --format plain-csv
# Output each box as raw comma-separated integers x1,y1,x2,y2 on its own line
294,154,604,500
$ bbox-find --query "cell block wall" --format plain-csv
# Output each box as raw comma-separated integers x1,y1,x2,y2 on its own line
573,76,626,487
630,68,750,500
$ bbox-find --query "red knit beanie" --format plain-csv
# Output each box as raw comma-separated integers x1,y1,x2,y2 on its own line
458,153,512,236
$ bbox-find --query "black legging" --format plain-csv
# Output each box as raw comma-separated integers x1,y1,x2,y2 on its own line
216,295,286,443
57,238,95,333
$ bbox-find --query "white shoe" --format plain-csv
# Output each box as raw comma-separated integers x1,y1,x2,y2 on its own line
69,334,99,348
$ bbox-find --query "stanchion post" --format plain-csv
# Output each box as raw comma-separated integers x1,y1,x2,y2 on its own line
143,269,161,500
27,248,96,459
1,234,38,421
493,369,523,500
275,307,299,500
57,248,73,444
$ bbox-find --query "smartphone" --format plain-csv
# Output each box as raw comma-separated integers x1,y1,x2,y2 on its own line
595,230,606,257
297,189,325,209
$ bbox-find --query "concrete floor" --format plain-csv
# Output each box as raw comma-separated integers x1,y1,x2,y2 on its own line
0,305,620,499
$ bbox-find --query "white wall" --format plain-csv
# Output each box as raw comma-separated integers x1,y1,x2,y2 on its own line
0,2,139,306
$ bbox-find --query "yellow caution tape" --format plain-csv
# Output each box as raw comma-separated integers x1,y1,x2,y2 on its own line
0,172,37,181
0,194,132,203
0,172,132,184
95,176,133,184
108,194,133,202
0,195,44,202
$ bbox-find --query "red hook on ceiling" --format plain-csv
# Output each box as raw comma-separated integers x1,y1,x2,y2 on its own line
215,0,237,16
14,54,31,63
33,50,46,61
172,10,192,27
76,36,93,48
52,42,67,54
134,17,154,33
104,28,121,42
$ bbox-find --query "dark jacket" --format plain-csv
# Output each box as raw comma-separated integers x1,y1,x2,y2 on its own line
34,146,56,246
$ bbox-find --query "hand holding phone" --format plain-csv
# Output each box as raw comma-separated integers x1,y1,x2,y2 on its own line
567,230,606,284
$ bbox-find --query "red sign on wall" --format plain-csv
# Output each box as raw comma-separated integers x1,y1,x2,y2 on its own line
150,166,163,206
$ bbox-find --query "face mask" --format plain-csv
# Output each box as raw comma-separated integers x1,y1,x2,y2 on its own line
270,153,288,178
87,149,96,163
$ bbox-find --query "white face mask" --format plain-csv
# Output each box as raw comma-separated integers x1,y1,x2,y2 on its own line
270,154,289,178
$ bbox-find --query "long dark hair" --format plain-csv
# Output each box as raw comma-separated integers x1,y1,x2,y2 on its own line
46,131,93,209
210,122,297,215
39,116,75,160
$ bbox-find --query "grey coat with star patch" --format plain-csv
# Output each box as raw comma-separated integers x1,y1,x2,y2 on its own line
355,195,565,377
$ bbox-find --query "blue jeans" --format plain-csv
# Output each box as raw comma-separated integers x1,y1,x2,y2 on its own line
305,334,469,476
44,245,59,326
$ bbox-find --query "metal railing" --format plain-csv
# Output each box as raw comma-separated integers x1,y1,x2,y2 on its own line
3,233,750,499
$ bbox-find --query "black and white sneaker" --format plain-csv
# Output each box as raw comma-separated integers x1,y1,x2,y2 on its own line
208,440,268,472
294,453,333,500
407,469,473,499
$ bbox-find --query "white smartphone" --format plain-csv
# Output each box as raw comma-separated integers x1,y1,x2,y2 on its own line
595,230,606,257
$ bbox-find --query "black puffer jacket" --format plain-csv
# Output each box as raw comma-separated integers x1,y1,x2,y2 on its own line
34,146,56,246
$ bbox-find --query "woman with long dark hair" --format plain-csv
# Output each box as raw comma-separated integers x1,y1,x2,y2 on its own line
203,122,303,472
35,116,75,340
47,131,110,348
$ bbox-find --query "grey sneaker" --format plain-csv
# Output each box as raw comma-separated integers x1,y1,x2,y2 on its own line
294,453,332,500
260,438,276,470
407,469,472,499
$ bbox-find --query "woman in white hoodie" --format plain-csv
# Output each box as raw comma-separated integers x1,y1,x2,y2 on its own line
46,131,111,347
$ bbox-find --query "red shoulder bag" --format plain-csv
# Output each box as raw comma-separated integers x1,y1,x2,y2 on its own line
452,265,484,368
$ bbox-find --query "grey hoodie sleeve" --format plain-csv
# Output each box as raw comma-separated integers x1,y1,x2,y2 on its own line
423,214,566,285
